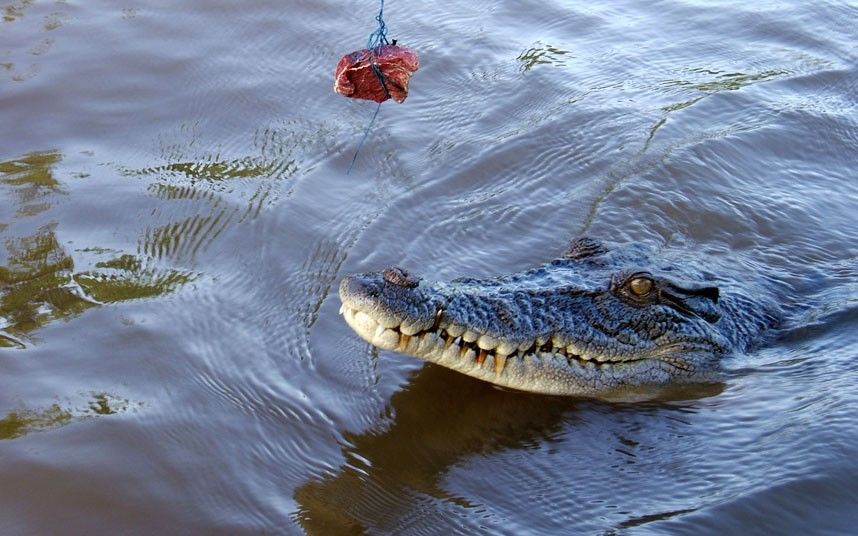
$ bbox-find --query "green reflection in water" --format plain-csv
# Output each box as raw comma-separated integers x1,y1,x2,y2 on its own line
0,404,71,440
140,183,241,262
0,224,194,346
76,254,194,304
661,96,705,113
0,151,194,347
667,68,788,93
0,226,87,346
517,42,572,71
0,393,130,440
132,157,297,183
2,0,34,24
120,125,306,248
0,150,63,217
1,0,67,82
641,68,788,152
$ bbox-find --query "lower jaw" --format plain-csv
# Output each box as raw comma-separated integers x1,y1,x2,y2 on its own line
341,304,662,396
422,337,662,396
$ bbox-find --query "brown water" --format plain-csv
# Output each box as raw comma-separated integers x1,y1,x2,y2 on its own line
2,1,857,534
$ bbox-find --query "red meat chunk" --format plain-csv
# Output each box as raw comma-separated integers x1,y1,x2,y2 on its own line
334,44,419,104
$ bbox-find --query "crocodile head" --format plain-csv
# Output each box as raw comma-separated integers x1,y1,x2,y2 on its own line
338,238,729,398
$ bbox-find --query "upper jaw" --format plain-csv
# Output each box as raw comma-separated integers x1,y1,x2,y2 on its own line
338,273,664,365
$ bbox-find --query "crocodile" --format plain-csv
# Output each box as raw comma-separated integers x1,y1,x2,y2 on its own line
338,237,777,398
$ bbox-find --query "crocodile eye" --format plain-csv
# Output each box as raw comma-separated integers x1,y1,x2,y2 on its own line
628,276,654,296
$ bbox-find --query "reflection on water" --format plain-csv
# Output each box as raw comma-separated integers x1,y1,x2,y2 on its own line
141,183,240,262
293,365,724,533
0,151,193,347
2,1,29,23
1,226,88,347
0,393,129,440
1,0,67,82
0,224,193,347
665,67,788,93
0,404,70,440
121,121,317,240
134,157,296,183
294,366,577,534
645,68,790,149
76,254,194,304
1,132,306,345
517,42,572,71
0,150,62,217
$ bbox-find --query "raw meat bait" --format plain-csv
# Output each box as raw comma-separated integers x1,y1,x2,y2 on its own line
334,44,419,104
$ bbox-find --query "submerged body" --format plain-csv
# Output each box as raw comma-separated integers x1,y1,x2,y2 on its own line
339,238,777,398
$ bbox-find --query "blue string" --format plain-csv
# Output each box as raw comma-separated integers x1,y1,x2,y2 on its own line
366,0,390,49
346,101,383,174
347,0,393,174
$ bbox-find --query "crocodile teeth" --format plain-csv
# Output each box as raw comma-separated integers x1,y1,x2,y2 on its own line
446,324,465,337
432,308,445,330
477,334,498,351
495,341,516,356
373,327,399,349
405,334,421,354
462,330,479,343
343,301,618,368
400,318,429,336
441,341,460,363
566,342,583,356
398,333,411,351
594,352,612,362
494,354,507,375
417,332,442,356
353,311,378,337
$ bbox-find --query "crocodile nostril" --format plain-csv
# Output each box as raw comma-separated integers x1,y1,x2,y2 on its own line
382,266,419,288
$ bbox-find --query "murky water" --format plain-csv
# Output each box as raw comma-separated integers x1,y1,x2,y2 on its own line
1,0,857,533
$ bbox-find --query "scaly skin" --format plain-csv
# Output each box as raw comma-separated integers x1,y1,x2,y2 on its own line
338,238,774,398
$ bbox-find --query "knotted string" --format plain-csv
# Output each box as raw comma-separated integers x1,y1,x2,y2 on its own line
366,0,389,50
347,0,394,174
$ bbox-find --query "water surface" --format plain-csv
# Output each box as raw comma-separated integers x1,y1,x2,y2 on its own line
1,0,857,534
